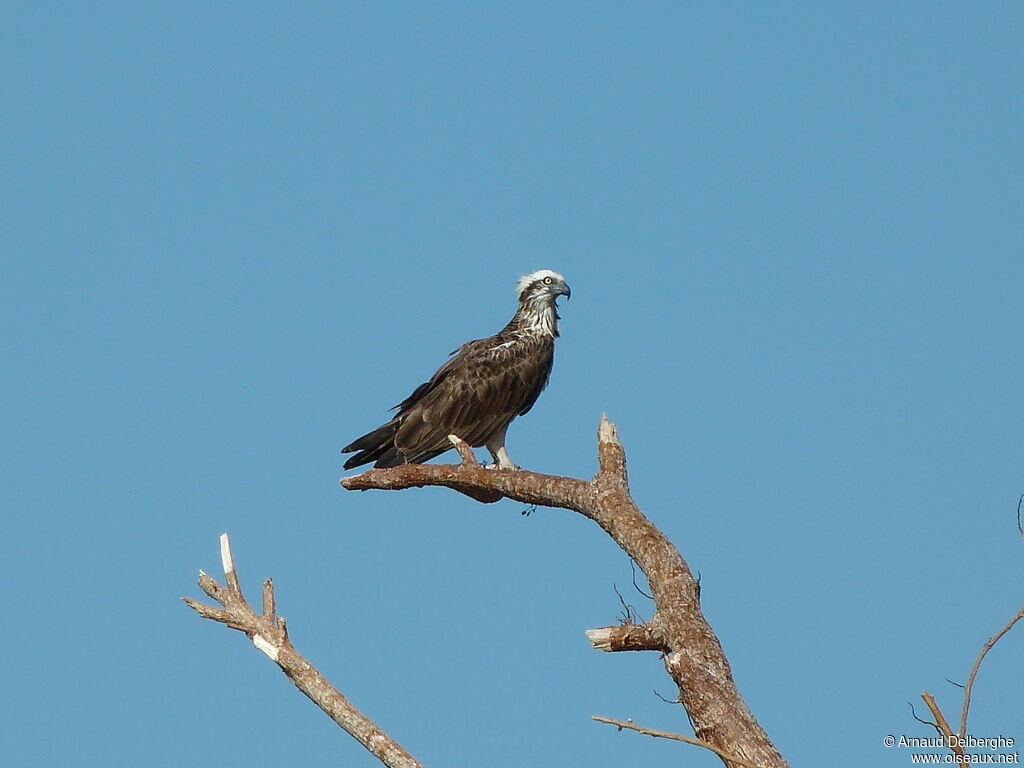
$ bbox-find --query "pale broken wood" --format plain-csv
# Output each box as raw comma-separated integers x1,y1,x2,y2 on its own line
184,534,424,768
585,627,614,650
585,623,664,653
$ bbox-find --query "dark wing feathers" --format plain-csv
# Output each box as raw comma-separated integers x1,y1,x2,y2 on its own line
342,334,554,470
408,338,553,448
515,349,554,417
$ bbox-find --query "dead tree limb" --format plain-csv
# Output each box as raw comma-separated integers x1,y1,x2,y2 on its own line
920,693,967,765
343,414,787,768
958,605,1024,737
919,603,1024,764
917,495,1024,765
184,534,425,768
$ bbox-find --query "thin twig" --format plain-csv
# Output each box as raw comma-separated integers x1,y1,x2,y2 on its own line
1016,494,1023,542
909,701,937,729
653,689,681,705
592,715,764,768
630,560,653,600
612,582,638,624
958,605,1024,737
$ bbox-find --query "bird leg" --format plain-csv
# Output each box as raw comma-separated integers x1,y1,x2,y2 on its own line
484,428,520,470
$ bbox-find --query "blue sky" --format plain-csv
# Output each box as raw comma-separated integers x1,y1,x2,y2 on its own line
3,3,1022,766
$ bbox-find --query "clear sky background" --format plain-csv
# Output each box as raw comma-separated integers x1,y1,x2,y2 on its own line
3,3,1022,766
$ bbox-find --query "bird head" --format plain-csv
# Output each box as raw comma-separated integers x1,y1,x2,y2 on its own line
517,269,571,305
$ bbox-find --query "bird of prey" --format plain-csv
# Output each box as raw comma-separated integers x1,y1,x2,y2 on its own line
342,269,571,471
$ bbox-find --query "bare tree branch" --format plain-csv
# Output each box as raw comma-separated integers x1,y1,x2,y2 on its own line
920,693,967,765
958,605,1024,737
184,534,425,768
343,415,787,768
917,497,1024,764
917,496,1024,764
591,715,765,768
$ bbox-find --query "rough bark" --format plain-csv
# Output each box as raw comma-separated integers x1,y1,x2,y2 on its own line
342,415,787,768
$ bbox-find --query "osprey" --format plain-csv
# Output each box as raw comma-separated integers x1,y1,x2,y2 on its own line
342,269,571,471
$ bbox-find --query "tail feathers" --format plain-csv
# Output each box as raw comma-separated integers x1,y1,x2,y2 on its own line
371,445,405,469
363,444,450,469
341,420,400,470
399,447,449,466
342,420,455,470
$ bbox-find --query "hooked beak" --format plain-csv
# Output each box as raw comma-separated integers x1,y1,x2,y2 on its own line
560,283,571,300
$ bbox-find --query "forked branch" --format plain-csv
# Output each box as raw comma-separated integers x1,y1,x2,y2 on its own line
343,415,787,768
958,605,1024,737
916,497,1024,764
920,604,1024,762
184,534,424,768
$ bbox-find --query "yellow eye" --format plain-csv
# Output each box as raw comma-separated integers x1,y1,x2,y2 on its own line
543,277,553,284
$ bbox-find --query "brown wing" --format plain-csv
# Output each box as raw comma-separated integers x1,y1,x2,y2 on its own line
394,335,554,456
